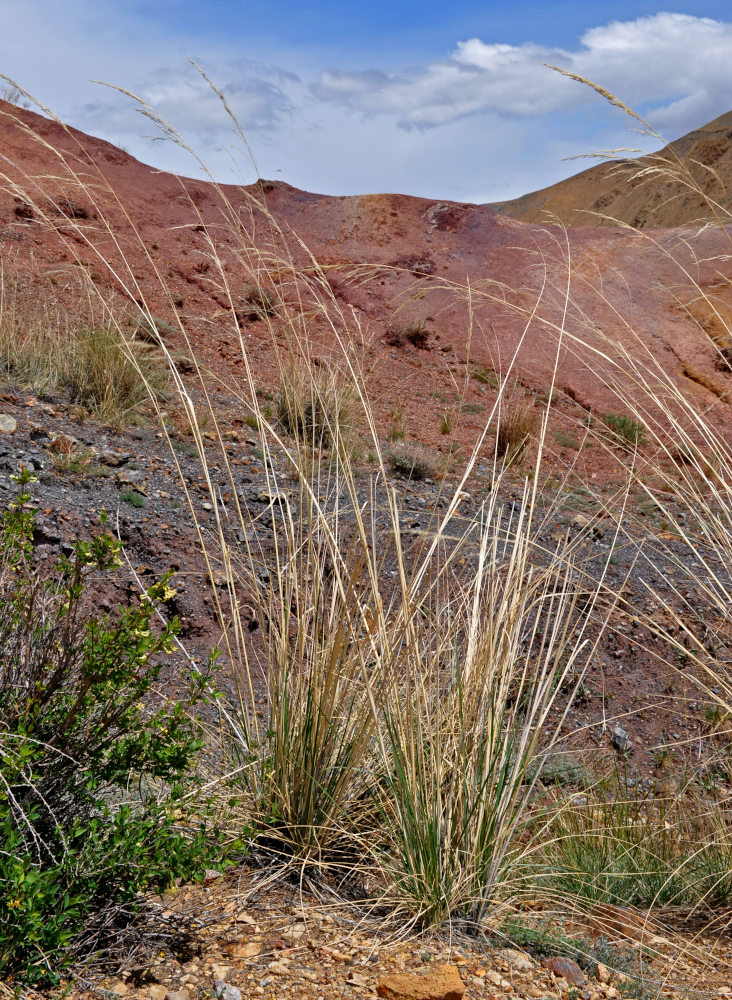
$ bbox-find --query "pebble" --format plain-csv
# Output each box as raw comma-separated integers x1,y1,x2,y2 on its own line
213,981,241,1000
0,414,16,433
211,964,233,981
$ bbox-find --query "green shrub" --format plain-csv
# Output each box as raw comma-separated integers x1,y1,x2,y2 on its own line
0,470,226,984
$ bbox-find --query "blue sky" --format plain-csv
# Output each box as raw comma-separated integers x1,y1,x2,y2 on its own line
2,3,731,202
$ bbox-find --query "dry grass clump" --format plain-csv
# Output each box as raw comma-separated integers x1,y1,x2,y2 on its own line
64,325,169,425
0,276,168,425
276,361,358,453
532,772,732,909
496,400,537,464
241,283,277,320
385,318,430,349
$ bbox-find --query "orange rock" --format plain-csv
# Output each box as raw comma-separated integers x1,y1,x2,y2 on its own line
376,963,465,1000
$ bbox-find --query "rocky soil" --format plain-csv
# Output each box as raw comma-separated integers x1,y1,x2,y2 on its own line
59,868,732,1000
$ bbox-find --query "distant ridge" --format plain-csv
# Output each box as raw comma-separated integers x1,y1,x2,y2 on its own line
492,110,732,228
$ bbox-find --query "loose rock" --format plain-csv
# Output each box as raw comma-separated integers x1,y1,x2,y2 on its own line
213,981,242,1000
497,948,537,972
376,963,465,1000
610,725,632,754
541,956,588,986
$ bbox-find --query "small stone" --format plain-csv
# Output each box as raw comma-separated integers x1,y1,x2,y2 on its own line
610,726,632,754
213,981,241,1000
541,957,588,987
107,982,128,996
147,987,167,1000
0,415,16,433
204,868,222,884
376,963,465,1000
497,948,536,972
211,964,233,982
230,940,261,958
268,961,291,975
117,468,144,484
165,992,190,1000
596,963,611,984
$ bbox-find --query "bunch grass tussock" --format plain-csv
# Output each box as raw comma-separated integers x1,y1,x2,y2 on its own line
0,273,168,425
496,398,537,465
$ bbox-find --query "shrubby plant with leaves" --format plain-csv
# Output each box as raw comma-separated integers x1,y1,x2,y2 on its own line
0,469,228,985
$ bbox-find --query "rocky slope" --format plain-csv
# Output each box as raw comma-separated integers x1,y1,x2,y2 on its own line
1,98,732,441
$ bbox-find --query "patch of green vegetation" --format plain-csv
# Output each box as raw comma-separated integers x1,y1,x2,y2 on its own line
602,412,648,448
461,402,485,414
555,433,581,450
387,406,406,442
530,752,589,788
120,489,145,508
388,443,436,480
472,364,499,388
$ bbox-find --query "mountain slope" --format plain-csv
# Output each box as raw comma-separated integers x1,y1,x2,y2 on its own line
493,110,732,228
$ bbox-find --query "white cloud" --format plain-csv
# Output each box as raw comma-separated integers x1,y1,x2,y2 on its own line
313,13,732,137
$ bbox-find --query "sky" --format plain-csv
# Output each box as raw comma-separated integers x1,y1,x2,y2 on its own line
1,2,731,203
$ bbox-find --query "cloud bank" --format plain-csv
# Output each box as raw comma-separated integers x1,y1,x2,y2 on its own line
312,13,732,135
